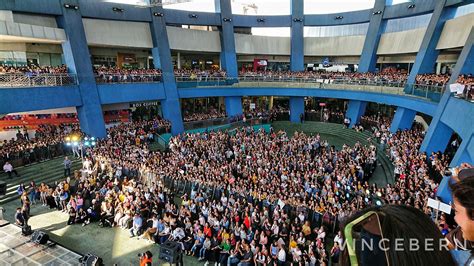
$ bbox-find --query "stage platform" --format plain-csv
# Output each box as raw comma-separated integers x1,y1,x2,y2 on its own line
0,223,82,265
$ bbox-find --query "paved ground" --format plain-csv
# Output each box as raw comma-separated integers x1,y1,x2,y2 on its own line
1,201,204,265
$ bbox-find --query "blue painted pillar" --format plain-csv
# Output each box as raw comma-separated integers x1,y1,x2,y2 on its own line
450,137,473,167
225,96,243,117
289,97,305,123
449,26,474,83
421,119,453,154
215,0,238,78
345,100,367,127
421,26,473,156
406,0,455,85
358,0,388,73
151,49,161,69
290,0,304,72
56,0,106,138
150,7,184,135
437,137,473,204
389,106,416,133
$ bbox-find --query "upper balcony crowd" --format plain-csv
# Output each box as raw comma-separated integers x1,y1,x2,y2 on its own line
1,64,473,100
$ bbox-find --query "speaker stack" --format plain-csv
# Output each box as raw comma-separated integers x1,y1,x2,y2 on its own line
159,241,183,265
31,230,49,245
79,253,103,266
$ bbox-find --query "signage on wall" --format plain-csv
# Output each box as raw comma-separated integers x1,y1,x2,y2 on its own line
130,101,160,108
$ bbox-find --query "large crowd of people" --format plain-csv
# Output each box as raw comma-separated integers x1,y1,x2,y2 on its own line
10,109,471,265
0,64,68,75
1,123,80,170
6,101,474,266
183,108,227,122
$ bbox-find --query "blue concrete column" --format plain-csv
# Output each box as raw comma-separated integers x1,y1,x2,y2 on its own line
448,26,474,83
450,137,473,167
215,0,238,78
389,106,416,133
150,7,184,135
358,0,388,73
345,100,367,127
420,120,453,154
56,0,106,138
406,0,455,85
290,0,304,72
151,48,161,69
225,96,243,117
289,97,305,123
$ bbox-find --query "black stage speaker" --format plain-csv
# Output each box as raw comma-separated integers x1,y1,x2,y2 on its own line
31,230,49,244
22,225,33,236
159,241,182,264
0,181,6,196
79,253,103,266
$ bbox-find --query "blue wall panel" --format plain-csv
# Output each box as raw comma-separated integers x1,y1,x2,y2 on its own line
390,106,417,133
97,83,166,105
0,86,82,114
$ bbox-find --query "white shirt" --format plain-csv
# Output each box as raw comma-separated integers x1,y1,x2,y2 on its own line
3,163,13,172
277,248,286,262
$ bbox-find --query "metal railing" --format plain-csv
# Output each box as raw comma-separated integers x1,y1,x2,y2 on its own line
184,76,445,102
95,74,162,83
0,73,77,87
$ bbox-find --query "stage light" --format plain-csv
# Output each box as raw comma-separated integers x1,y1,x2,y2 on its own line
65,137,71,142
257,18,265,22
84,141,90,146
66,143,71,146
153,12,164,17
112,7,124,12
64,3,79,10
84,137,89,141
91,137,95,141
72,142,78,146
91,141,96,146
293,18,303,23
408,4,416,9
72,135,79,141
335,16,343,20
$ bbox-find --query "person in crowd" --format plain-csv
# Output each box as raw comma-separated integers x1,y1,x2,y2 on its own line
64,156,72,177
3,161,19,178
341,205,456,266
447,168,474,251
15,207,25,226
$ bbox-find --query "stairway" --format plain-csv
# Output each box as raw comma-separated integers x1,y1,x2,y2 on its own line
0,157,81,204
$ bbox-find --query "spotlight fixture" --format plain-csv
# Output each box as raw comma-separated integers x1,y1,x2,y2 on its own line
293,18,303,22
153,12,164,17
63,3,79,10
408,4,416,9
257,18,265,22
372,10,382,15
223,17,232,22
335,16,343,20
189,14,198,19
112,7,124,12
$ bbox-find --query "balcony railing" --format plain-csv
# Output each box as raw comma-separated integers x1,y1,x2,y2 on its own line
0,74,77,87
95,74,162,83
